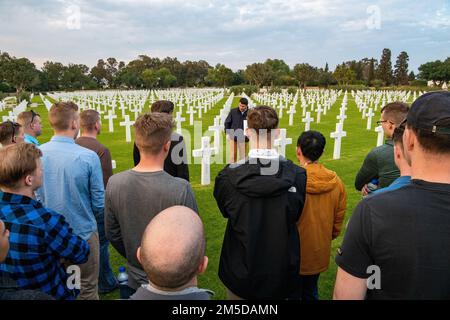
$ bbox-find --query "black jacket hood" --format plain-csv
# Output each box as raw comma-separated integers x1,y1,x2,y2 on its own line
226,157,297,197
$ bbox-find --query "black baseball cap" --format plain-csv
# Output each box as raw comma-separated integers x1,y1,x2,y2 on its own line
407,91,450,135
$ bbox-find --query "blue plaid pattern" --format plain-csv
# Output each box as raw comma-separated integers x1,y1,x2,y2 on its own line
0,192,90,300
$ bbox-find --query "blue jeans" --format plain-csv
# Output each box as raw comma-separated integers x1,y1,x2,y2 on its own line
97,215,118,293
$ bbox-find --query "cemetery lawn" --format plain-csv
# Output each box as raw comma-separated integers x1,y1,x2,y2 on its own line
10,93,383,300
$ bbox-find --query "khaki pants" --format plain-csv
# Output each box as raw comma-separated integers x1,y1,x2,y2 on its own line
229,139,246,163
78,232,100,300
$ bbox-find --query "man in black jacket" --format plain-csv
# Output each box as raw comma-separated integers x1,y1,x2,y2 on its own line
214,106,307,300
224,97,249,163
133,100,189,181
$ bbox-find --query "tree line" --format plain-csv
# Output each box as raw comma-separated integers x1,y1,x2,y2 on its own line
1,49,449,97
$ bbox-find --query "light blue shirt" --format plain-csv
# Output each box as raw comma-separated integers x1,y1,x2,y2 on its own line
371,176,411,195
36,136,105,241
24,134,40,146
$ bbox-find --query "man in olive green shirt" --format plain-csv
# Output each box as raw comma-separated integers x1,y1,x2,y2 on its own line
355,102,409,194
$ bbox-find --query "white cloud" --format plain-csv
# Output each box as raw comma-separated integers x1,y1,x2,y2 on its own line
0,0,448,71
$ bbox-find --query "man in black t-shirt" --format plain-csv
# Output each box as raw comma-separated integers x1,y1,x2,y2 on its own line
334,91,450,300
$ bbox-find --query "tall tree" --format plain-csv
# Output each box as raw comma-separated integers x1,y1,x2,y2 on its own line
394,51,409,85
0,53,39,95
377,48,393,86
264,59,290,86
206,64,233,87
244,63,274,88
367,58,376,86
90,59,108,87
333,64,356,85
41,61,65,91
293,63,318,88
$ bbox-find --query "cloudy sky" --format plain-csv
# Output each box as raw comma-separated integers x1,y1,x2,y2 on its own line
1,0,449,71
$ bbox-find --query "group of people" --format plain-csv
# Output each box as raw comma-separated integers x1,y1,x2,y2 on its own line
0,91,449,300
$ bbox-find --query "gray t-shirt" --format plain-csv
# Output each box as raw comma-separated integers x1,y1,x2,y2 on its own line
129,285,213,300
105,170,199,289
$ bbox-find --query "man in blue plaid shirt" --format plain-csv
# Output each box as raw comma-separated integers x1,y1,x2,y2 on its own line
0,143,90,300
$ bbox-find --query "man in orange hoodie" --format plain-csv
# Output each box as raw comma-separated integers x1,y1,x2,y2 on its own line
295,130,347,300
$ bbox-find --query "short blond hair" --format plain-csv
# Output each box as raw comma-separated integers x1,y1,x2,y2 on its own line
49,101,79,131
134,112,174,155
0,143,42,190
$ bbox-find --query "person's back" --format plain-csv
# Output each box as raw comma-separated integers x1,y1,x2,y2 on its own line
132,100,189,181
76,137,112,187
0,219,53,300
215,106,306,299
106,113,198,295
295,132,346,298
38,137,103,238
106,170,197,287
343,182,450,299
355,102,409,191
0,144,89,300
75,109,118,294
35,101,104,300
355,142,399,189
334,91,450,300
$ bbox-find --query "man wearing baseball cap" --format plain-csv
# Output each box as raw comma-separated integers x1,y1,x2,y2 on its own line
333,91,450,300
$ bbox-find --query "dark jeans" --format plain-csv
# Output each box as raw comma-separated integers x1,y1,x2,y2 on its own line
0,274,54,300
0,288,54,300
300,274,320,300
289,273,320,300
97,215,118,293
120,285,136,300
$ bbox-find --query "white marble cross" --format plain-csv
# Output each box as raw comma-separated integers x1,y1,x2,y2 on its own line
330,122,347,160
186,107,196,126
375,125,384,147
119,102,126,118
337,110,347,125
274,128,292,157
197,105,203,119
287,106,296,126
302,112,314,132
104,110,117,133
192,136,217,185
366,108,375,130
120,115,135,143
208,116,224,152
174,111,186,135
278,104,285,119
316,104,323,123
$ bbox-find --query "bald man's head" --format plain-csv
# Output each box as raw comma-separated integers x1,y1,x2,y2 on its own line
138,206,206,289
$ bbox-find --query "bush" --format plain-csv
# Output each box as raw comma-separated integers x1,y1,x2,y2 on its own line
17,91,31,102
0,82,14,93
328,84,370,91
268,87,282,94
0,92,11,101
286,86,299,95
229,85,259,96
410,80,427,87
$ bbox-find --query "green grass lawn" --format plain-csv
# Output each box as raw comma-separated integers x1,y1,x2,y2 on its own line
1,91,413,300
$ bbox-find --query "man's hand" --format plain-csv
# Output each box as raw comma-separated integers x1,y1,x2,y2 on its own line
361,184,369,196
